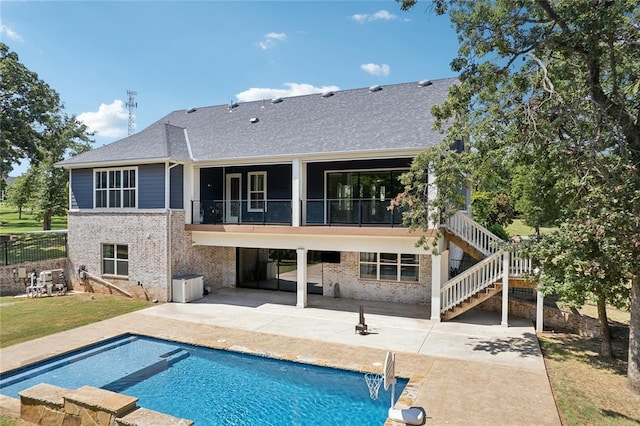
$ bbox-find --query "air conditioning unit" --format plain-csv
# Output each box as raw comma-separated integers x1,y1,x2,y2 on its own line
172,275,204,303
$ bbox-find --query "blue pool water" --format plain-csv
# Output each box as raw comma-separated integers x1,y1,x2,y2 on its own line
0,334,406,425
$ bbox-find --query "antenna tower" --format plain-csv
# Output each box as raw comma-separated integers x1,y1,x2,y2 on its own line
126,90,138,136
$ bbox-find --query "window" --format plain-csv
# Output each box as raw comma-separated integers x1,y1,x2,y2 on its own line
359,252,419,282
248,172,267,212
95,168,136,208
102,244,129,276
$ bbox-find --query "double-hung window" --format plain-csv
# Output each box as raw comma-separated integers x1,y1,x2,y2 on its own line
360,252,419,282
248,171,267,212
102,244,129,276
95,168,136,208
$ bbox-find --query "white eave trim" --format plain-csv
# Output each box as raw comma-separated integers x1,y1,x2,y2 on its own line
56,157,186,169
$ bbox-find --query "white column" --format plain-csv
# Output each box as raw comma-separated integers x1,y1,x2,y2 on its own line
536,286,544,333
501,251,509,327
296,248,307,307
184,164,196,224
431,254,442,322
291,159,302,227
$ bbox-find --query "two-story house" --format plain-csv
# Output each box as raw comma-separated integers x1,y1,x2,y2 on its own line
58,77,536,324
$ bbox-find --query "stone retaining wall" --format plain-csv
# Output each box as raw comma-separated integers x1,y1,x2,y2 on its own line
479,294,601,337
0,258,67,296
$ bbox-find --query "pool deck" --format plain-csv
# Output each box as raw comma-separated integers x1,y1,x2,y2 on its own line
0,289,561,425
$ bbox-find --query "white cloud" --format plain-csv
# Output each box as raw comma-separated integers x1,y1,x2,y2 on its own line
78,100,128,138
259,32,287,50
236,83,341,102
0,23,23,41
360,63,390,77
350,10,398,23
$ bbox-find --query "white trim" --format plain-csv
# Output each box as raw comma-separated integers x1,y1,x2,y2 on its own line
183,129,194,160
225,173,242,223
101,243,129,277
247,171,267,213
93,166,138,209
359,252,419,282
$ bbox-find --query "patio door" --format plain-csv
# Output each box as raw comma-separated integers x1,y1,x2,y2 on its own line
225,173,241,223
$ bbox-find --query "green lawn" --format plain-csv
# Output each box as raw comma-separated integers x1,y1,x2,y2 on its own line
506,218,555,236
0,205,67,233
0,294,153,348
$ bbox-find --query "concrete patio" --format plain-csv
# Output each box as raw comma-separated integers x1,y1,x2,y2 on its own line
0,288,561,425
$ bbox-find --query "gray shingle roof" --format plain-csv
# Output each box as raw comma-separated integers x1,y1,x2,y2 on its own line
58,78,457,167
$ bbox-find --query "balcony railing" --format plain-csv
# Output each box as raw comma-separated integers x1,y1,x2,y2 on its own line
191,199,406,227
193,200,293,225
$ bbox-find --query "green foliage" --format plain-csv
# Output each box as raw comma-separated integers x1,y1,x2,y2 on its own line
395,142,471,251
399,0,640,380
0,43,60,178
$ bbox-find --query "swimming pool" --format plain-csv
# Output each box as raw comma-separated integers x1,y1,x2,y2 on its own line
0,334,406,425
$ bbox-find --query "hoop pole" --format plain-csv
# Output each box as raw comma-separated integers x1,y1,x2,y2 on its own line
390,382,395,409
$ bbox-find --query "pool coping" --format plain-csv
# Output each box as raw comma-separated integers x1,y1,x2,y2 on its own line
0,292,562,426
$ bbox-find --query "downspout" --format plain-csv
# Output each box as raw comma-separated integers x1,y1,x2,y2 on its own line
167,161,181,302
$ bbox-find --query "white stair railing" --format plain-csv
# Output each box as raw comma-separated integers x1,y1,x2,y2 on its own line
440,250,504,313
509,249,533,276
443,211,502,256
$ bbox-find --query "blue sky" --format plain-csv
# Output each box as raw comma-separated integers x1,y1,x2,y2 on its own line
1,1,460,176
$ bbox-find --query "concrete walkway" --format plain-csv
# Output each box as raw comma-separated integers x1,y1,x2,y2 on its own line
0,289,561,425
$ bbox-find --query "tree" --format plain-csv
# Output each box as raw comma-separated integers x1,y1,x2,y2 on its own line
398,0,640,392
6,172,36,218
31,114,91,230
1,43,93,229
0,42,61,179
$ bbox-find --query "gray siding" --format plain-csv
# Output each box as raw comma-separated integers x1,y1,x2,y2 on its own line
170,165,184,209
138,164,166,209
70,169,93,209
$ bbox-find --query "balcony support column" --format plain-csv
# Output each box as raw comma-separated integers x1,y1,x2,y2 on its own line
296,247,307,308
292,159,302,227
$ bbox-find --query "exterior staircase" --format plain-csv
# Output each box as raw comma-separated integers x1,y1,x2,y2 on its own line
439,212,533,320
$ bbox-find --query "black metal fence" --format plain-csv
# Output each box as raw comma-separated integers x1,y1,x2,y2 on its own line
1,232,67,266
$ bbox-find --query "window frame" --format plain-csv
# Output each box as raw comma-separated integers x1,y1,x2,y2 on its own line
247,171,267,212
94,167,138,209
101,243,129,277
359,252,420,282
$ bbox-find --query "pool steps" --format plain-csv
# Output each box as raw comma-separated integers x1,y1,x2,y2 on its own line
0,335,190,395
103,349,190,393
0,335,139,389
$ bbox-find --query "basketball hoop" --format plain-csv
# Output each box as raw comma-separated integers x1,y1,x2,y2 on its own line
364,372,383,400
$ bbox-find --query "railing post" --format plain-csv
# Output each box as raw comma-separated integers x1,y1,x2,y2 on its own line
501,251,509,327
536,284,544,333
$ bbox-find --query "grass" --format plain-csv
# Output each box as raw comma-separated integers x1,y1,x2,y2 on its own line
0,205,67,233
0,294,153,348
540,331,640,425
506,218,554,237
0,295,639,425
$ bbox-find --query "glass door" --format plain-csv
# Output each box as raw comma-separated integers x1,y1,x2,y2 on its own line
225,173,241,223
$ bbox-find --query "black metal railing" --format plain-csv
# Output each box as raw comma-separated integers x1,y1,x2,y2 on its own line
191,199,406,227
303,198,405,227
1,231,68,266
192,200,293,225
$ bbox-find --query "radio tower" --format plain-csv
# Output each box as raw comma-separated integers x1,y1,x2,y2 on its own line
126,90,138,136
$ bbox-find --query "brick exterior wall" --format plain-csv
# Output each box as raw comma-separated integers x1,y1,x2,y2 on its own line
67,211,172,302
0,259,67,296
479,294,602,337
322,252,432,304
